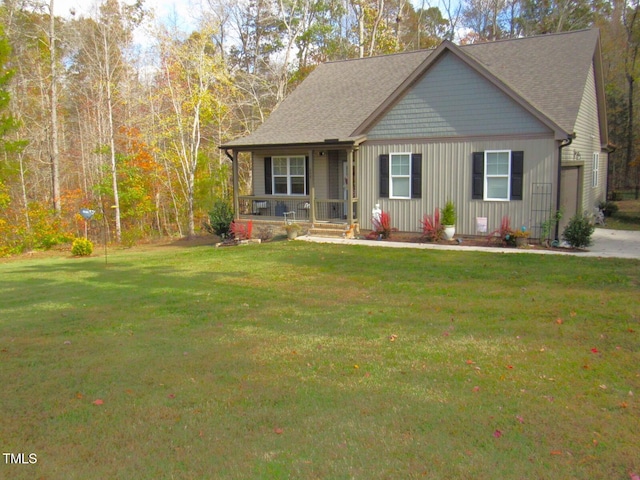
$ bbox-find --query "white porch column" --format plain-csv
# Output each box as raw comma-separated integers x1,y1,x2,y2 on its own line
347,148,354,225
232,150,240,220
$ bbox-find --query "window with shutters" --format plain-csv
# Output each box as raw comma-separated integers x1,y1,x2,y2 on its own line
272,156,306,195
485,150,511,201
472,150,523,201
390,153,411,199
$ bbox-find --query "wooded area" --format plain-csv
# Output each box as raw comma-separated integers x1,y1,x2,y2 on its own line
0,0,638,254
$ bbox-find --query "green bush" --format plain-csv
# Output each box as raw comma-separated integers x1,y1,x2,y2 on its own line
71,238,94,256
562,213,595,248
206,200,234,237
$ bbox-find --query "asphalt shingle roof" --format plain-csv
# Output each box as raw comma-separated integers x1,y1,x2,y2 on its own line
223,29,601,148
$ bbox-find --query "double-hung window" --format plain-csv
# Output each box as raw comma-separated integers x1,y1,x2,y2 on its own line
485,150,511,201
273,156,306,195
592,153,599,187
472,150,523,201
390,153,411,199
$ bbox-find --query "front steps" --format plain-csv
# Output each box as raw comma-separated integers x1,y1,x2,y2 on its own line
308,223,351,238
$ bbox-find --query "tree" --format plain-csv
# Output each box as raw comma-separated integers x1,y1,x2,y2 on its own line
70,0,145,242
156,24,228,237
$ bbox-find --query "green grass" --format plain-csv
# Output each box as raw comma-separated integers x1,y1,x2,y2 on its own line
1,241,639,479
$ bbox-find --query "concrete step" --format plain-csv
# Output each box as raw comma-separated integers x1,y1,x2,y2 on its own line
308,223,354,238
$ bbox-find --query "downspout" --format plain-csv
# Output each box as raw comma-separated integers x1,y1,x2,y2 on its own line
556,135,575,240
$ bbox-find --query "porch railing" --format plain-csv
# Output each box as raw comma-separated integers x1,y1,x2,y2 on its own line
238,196,358,223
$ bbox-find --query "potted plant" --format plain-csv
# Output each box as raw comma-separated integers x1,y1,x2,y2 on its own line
513,227,530,247
285,222,301,240
441,200,456,240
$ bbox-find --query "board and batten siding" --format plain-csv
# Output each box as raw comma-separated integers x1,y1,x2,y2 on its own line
358,138,557,235
564,64,607,213
367,52,550,140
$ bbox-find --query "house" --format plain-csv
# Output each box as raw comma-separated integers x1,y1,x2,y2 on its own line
220,29,609,239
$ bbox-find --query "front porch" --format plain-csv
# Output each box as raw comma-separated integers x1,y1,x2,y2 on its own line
237,195,358,224
228,144,361,229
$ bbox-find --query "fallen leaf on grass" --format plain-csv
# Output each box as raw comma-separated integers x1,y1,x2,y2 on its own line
274,427,284,435
168,393,176,399
92,399,104,406
516,416,524,424
591,348,600,354
556,318,563,325
493,430,503,438
630,472,640,480
550,450,562,455
466,359,475,365
76,392,83,399
472,386,480,393
506,365,514,369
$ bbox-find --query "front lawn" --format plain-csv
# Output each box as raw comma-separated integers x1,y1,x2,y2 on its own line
0,242,638,479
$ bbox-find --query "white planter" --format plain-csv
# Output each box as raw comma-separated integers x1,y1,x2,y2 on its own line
443,225,455,240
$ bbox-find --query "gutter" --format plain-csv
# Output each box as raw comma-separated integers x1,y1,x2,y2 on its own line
556,134,575,240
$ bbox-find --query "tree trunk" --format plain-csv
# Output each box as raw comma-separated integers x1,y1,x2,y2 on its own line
626,73,634,186
49,0,61,215
104,34,122,243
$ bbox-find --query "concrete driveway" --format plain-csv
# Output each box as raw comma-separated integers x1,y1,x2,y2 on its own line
300,228,640,260
585,228,640,259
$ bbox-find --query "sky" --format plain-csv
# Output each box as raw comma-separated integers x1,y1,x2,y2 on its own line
53,0,199,30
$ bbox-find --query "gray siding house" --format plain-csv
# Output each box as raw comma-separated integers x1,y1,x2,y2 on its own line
221,29,608,239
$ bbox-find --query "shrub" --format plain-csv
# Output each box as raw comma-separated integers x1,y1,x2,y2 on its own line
368,210,393,239
488,215,516,246
421,209,444,242
71,238,93,256
256,226,274,242
230,220,253,240
440,200,456,226
206,200,234,237
562,213,595,248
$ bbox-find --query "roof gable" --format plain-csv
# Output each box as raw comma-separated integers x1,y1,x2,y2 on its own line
365,50,552,139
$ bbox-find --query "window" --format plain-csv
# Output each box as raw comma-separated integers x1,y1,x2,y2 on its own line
272,156,306,195
390,153,411,199
379,153,422,199
485,151,511,201
592,153,599,187
472,150,523,201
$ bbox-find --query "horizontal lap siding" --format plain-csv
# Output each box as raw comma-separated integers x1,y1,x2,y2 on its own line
359,138,556,235
567,66,607,212
368,53,549,140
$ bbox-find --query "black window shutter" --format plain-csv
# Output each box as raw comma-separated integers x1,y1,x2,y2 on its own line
511,151,524,200
411,153,422,199
379,154,389,198
305,156,309,195
264,157,272,194
472,152,484,199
